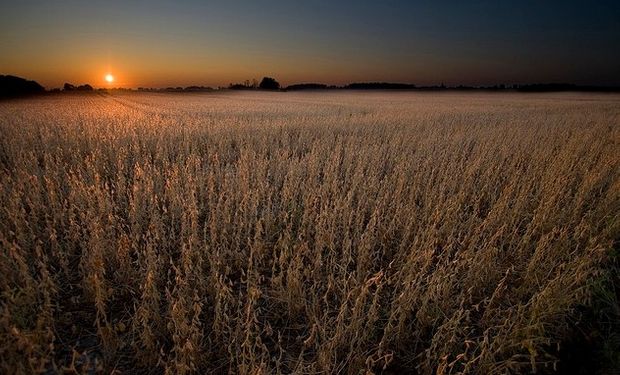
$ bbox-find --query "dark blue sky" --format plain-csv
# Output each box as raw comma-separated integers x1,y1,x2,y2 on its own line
1,0,619,87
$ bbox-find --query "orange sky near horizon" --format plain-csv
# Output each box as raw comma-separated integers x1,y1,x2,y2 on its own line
2,44,457,89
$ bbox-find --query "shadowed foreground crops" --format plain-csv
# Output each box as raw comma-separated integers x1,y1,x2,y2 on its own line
1,92,619,374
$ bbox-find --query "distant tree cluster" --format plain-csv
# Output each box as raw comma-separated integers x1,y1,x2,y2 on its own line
137,86,214,93
228,79,258,90
229,77,281,90
63,83,93,91
285,83,329,91
345,82,417,90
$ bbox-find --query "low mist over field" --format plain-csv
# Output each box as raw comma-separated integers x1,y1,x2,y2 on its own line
1,92,618,374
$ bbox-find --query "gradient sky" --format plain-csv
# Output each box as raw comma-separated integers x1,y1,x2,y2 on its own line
1,0,619,88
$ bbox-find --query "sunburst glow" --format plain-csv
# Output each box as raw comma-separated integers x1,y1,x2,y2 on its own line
105,74,114,83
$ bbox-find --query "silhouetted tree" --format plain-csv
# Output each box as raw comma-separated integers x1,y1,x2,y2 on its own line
259,77,280,90
0,75,45,97
63,83,76,91
77,84,93,91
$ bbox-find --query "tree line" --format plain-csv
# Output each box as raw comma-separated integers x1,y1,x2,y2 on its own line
2,74,620,98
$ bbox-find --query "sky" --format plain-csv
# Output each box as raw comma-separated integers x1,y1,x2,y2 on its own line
1,0,619,88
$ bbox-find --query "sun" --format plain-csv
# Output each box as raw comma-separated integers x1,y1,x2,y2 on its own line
105,74,114,83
